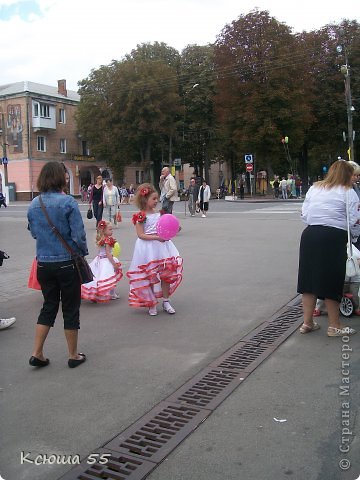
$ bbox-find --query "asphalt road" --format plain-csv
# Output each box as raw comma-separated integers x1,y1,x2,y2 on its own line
0,199,359,480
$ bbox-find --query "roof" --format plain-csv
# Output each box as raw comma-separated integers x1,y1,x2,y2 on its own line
0,81,80,102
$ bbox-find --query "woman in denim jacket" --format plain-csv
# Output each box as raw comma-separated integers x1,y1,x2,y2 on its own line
27,162,89,368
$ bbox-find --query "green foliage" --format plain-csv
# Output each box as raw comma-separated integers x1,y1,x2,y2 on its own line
76,13,360,183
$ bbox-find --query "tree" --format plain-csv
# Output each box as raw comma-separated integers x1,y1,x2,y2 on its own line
76,43,182,182
179,44,219,181
214,9,313,178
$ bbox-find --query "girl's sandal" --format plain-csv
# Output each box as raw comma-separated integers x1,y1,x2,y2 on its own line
313,309,321,317
299,322,320,334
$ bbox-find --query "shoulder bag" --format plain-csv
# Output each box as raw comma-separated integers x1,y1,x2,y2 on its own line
38,196,94,284
345,190,360,278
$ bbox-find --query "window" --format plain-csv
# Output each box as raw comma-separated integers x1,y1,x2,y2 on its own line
37,136,46,152
59,108,66,123
34,103,39,117
82,140,89,156
136,170,144,184
40,103,50,118
60,139,67,153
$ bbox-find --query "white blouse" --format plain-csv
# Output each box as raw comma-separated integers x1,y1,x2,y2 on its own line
301,185,360,234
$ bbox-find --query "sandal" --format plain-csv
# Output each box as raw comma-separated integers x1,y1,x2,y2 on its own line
299,322,320,334
148,306,158,316
327,326,356,337
68,353,86,368
312,309,321,317
163,301,176,314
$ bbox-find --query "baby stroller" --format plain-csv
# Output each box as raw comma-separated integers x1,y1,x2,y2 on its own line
314,245,360,318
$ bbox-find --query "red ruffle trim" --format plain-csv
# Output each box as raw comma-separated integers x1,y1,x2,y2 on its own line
126,256,183,308
81,266,123,302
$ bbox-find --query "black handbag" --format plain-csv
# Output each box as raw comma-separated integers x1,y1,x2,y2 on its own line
87,207,93,219
39,196,94,284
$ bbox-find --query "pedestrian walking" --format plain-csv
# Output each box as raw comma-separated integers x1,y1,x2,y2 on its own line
197,180,211,217
89,176,104,226
118,184,129,204
127,183,183,316
0,192,7,208
81,220,123,302
273,178,280,198
27,162,88,368
103,179,120,224
297,160,358,337
159,167,178,214
187,178,199,216
279,177,287,199
239,179,245,200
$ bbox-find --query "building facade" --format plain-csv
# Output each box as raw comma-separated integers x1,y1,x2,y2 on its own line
0,80,114,200
1,79,231,201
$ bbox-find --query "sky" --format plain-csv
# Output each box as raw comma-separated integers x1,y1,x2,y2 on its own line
1,0,359,92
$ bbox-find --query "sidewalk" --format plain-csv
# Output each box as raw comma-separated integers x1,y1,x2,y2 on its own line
0,200,358,480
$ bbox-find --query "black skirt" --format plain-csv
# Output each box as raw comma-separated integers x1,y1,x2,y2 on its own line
297,225,347,302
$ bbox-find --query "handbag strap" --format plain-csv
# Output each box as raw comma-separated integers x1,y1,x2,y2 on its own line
38,195,76,257
346,189,353,258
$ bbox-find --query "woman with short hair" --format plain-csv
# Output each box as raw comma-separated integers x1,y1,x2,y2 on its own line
27,162,88,368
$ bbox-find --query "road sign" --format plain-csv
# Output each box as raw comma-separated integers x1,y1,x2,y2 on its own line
244,154,253,163
246,164,253,172
2,157,8,165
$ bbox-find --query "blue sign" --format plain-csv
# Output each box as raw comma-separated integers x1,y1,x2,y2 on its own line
244,154,253,163
2,157,8,165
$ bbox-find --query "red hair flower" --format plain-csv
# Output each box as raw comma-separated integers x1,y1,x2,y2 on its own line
97,220,107,230
140,187,149,197
132,211,147,225
160,209,166,216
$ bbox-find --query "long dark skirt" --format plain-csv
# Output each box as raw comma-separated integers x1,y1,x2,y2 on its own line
297,225,347,302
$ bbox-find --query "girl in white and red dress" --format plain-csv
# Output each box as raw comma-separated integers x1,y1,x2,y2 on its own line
127,183,183,316
81,220,123,302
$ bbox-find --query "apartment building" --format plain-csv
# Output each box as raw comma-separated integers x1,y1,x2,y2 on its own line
0,79,229,201
0,79,112,200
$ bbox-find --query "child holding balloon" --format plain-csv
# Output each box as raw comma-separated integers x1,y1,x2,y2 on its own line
81,220,123,302
127,183,183,316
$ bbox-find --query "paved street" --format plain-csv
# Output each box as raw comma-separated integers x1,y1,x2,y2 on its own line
0,199,359,480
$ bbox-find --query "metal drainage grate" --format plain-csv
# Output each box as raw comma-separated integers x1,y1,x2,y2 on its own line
210,340,275,373
60,295,303,480
241,320,301,346
166,367,249,410
104,402,210,463
59,449,155,480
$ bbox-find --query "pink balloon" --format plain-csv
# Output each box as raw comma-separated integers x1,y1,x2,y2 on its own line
156,214,180,240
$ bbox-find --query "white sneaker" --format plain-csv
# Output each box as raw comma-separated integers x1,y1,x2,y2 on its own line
148,306,158,316
111,293,120,300
163,301,176,314
201,214,206,218
191,214,195,217
0,317,16,330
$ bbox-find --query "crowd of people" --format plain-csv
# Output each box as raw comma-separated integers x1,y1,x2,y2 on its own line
3,159,359,359
19,163,184,368
81,182,135,205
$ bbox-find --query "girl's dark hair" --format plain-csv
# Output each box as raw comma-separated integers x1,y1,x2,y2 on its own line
37,162,66,192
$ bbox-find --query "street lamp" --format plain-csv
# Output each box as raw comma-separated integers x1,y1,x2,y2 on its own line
337,37,355,161
0,112,9,186
182,83,199,141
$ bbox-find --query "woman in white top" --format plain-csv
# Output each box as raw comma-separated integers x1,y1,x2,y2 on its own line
297,160,359,337
197,180,211,217
103,179,120,224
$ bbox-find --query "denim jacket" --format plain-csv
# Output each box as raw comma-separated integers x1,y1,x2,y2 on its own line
27,192,88,262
